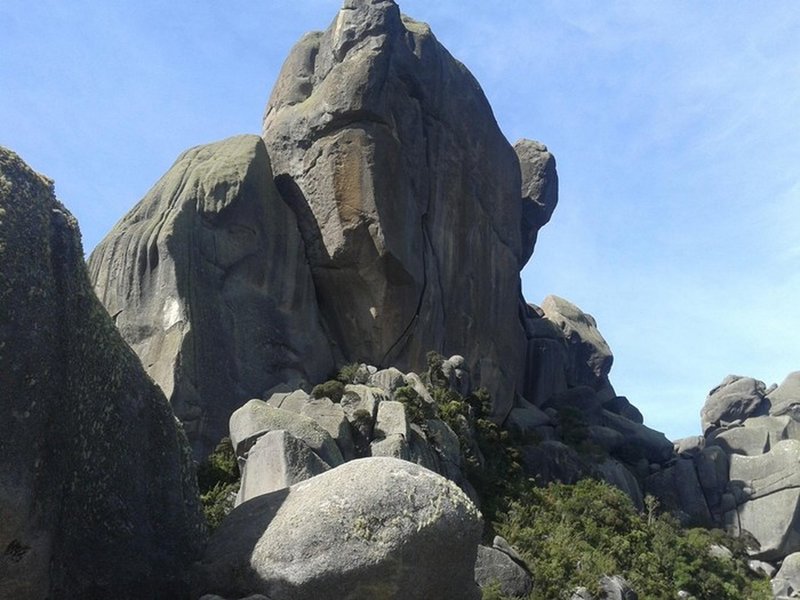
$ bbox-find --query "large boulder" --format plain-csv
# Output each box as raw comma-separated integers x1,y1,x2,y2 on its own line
262,0,537,419
88,135,334,457
0,147,204,598
727,439,800,560
540,295,613,390
474,545,532,598
768,372,800,417
700,375,768,433
193,457,482,599
229,399,344,468
515,139,558,268
772,551,800,598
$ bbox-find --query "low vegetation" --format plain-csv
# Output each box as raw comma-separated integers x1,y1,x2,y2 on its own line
489,480,770,599
196,437,240,530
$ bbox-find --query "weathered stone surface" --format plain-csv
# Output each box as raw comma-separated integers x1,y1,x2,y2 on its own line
595,459,643,510
262,0,531,419
600,410,674,464
0,147,204,598
602,396,644,425
505,400,552,440
540,295,613,390
768,372,800,416
701,375,768,433
370,433,410,460
236,430,330,505
523,336,569,407
341,384,387,423
268,389,311,414
645,458,711,527
374,400,409,440
674,436,705,457
229,399,344,467
598,575,638,600
88,135,334,457
772,551,800,597
367,367,406,393
300,397,357,461
442,354,472,396
193,457,482,600
515,139,558,268
695,445,729,511
520,441,590,484
707,425,769,456
474,545,532,598
728,440,800,560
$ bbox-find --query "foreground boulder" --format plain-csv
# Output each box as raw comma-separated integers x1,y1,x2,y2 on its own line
88,135,334,457
0,147,204,598
193,457,482,599
262,0,537,418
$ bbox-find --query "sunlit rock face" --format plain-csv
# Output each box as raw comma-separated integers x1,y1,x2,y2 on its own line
88,135,334,457
262,0,531,418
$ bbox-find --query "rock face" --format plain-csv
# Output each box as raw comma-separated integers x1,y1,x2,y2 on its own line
193,457,482,600
88,135,333,457
0,147,204,598
262,0,534,418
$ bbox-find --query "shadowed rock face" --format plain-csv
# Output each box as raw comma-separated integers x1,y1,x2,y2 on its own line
88,135,334,457
262,0,528,417
0,147,204,599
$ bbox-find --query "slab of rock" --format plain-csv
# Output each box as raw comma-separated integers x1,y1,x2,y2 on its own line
540,295,613,390
523,336,569,407
88,135,334,457
370,433,411,460
368,367,406,394
595,459,643,510
772,552,800,598
0,147,204,598
515,139,558,268
768,372,800,416
645,458,711,527
728,440,800,560
701,375,768,433
694,445,729,511
229,400,344,467
300,397,356,461
193,457,482,600
262,0,532,420
236,430,330,505
374,400,409,440
474,545,532,598
600,410,674,465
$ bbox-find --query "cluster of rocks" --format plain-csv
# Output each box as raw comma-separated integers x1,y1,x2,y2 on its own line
229,359,477,507
663,373,800,589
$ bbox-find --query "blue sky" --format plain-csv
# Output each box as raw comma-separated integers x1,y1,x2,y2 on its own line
2,1,798,440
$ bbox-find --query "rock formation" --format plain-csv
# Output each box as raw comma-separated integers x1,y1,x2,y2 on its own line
666,370,800,573
88,135,334,457
261,0,539,419
0,147,204,599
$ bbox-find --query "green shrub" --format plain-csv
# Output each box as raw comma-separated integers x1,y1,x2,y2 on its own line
336,362,362,384
395,385,434,425
311,379,345,403
196,437,240,530
494,479,769,600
